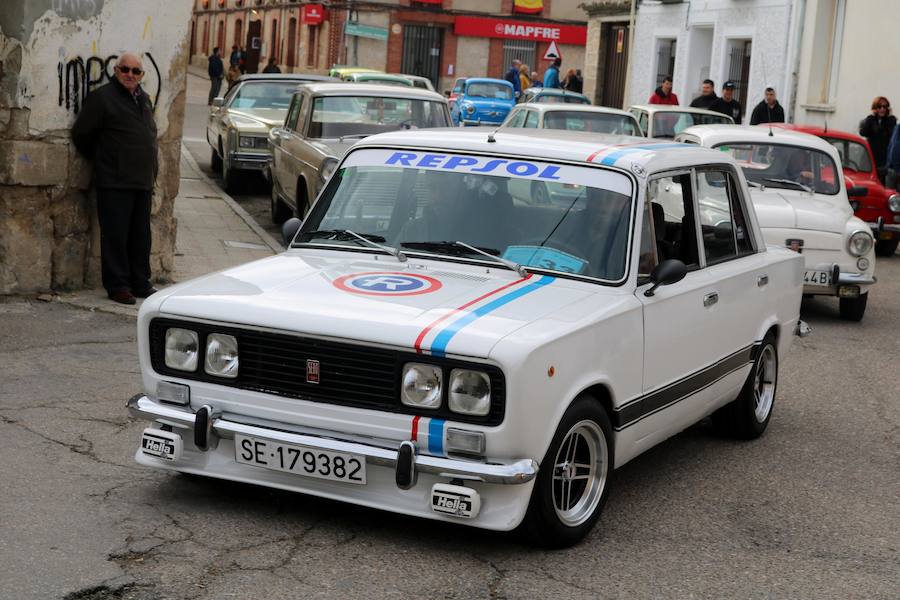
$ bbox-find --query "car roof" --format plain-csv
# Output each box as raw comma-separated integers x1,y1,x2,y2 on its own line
236,73,338,83
629,104,730,118
679,124,840,153
351,128,735,173
514,104,632,117
464,78,514,87
296,82,445,100
769,123,868,144
527,87,586,97
350,73,411,81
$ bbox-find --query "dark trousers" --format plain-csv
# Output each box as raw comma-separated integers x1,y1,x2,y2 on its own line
208,76,223,104
97,188,152,294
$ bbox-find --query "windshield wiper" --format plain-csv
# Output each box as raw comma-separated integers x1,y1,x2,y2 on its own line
764,178,812,194
301,229,406,262
401,241,526,276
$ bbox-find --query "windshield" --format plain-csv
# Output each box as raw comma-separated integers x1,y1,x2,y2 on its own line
308,96,449,138
651,111,732,138
714,143,840,194
824,137,874,173
297,149,635,283
229,82,298,110
543,111,639,135
356,76,412,87
466,82,513,100
537,94,589,105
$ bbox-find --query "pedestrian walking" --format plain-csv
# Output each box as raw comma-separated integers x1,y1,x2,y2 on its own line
519,64,531,92
505,59,523,98
562,68,583,93
262,57,281,73
689,79,717,109
648,76,679,105
207,47,224,105
543,58,561,89
859,96,896,177
749,87,786,125
238,46,247,74
710,81,742,124
71,53,158,305
572,69,584,93
530,71,542,88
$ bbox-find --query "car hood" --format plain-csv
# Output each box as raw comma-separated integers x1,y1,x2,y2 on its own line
156,251,598,359
309,138,357,158
751,189,851,233
228,108,288,129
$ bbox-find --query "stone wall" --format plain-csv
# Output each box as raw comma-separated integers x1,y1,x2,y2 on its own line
0,0,193,294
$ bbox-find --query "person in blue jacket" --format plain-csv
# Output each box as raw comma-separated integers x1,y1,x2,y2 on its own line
543,58,561,89
504,59,523,98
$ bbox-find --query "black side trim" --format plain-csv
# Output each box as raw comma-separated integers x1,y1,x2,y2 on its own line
614,344,758,431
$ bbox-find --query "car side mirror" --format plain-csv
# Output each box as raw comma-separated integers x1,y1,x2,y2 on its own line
211,97,225,108
847,185,867,198
282,217,302,247
443,90,451,97
644,259,687,297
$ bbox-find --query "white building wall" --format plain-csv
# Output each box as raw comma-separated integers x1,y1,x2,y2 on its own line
630,0,795,121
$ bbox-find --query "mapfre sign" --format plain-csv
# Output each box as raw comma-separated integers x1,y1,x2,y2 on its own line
454,16,587,45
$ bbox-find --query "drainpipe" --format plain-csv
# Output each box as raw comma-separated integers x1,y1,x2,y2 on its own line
784,0,807,123
622,0,638,109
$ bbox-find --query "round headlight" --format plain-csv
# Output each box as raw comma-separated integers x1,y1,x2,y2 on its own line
889,194,900,212
401,363,442,409
205,333,239,378
165,328,199,372
448,369,491,416
319,157,338,183
848,230,874,257
465,103,475,114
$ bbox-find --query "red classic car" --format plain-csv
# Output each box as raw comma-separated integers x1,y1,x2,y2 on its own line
770,124,900,256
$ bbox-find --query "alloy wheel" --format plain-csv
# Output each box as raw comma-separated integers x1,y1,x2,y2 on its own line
552,419,608,527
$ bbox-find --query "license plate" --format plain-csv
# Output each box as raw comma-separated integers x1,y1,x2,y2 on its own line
235,434,366,484
803,270,831,285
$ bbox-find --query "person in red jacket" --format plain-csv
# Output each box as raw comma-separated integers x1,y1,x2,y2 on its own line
648,76,679,105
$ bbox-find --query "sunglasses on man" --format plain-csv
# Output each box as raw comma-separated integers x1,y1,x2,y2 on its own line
117,66,144,75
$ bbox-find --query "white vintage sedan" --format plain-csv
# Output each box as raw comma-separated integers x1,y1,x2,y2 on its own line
677,126,876,320
128,130,804,547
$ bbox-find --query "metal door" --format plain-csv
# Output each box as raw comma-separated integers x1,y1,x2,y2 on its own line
601,23,629,108
728,40,752,109
401,25,443,90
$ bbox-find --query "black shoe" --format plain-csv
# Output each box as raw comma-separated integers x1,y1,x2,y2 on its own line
134,287,158,298
109,290,137,305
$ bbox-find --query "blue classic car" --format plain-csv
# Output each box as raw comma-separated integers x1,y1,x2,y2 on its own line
450,78,516,126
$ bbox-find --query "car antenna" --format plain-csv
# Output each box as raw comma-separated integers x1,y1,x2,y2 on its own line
487,127,500,143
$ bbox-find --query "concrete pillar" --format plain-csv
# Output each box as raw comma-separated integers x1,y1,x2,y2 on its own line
0,0,193,294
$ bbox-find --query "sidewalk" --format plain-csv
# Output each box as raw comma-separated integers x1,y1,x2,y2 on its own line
56,146,282,318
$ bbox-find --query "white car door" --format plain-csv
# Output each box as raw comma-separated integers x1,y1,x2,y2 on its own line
626,168,763,454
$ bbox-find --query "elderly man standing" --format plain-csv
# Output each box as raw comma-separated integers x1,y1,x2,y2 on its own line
72,52,158,305
505,58,523,98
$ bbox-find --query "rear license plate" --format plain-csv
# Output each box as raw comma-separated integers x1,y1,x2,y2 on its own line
803,270,831,285
235,434,366,484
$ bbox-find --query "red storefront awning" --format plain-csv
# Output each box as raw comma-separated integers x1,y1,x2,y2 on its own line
454,15,587,45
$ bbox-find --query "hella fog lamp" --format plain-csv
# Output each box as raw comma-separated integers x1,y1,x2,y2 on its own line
847,231,873,257
157,381,190,406
401,363,442,409
204,333,239,378
857,257,870,271
448,369,491,416
165,328,199,372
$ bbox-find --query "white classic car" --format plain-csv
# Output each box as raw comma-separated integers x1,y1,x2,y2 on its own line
628,104,734,139
128,130,805,547
677,126,876,321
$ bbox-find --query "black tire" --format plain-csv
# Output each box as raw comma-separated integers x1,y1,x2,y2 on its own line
222,158,239,195
531,181,551,205
521,395,614,548
210,147,222,173
712,333,778,440
839,292,868,321
295,180,310,218
270,182,292,225
874,239,898,257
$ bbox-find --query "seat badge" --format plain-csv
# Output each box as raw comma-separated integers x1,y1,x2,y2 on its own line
786,238,804,253
306,359,320,384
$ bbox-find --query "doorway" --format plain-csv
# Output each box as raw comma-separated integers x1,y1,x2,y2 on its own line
401,25,443,89
601,23,629,108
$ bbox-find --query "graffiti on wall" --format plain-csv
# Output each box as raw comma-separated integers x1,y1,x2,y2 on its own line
57,52,160,114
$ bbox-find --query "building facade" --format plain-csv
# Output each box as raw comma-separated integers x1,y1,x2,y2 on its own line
188,0,588,93
580,0,632,108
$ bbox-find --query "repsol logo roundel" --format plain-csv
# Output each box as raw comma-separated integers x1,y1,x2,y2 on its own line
333,272,443,296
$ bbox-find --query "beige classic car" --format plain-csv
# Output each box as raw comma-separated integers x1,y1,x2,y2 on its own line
207,73,336,192
268,83,451,223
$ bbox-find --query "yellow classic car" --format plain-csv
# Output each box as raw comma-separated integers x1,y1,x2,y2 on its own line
207,73,337,192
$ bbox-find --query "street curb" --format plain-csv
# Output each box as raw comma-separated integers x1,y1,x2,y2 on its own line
180,143,284,254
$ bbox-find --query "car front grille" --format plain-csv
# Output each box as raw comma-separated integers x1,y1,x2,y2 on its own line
149,318,505,425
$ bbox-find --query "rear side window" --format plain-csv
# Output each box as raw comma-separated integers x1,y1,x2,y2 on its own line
505,110,527,128
646,173,699,269
523,110,539,128
695,169,754,264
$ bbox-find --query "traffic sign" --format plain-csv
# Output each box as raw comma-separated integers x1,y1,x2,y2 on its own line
543,41,561,61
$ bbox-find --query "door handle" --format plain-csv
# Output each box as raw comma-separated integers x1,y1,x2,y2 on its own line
757,274,769,287
703,292,719,307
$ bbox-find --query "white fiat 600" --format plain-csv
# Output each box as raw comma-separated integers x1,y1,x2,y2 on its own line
677,126,877,321
129,130,805,547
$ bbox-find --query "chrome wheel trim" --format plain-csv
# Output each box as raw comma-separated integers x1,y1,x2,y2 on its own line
753,345,777,422
552,419,608,527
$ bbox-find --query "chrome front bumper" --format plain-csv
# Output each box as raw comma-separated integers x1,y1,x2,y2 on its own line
127,394,538,486
227,152,269,171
